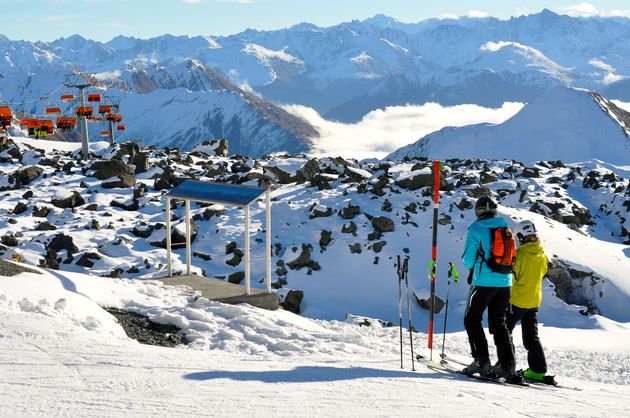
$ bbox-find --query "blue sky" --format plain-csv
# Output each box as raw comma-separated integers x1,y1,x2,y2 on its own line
3,0,630,42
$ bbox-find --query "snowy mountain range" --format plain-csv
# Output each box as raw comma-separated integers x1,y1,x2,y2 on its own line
2,9,630,155
387,87,630,164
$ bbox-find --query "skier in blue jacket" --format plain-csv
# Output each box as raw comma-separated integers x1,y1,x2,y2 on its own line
461,196,522,383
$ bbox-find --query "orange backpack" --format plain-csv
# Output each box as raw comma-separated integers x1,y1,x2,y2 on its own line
486,227,517,274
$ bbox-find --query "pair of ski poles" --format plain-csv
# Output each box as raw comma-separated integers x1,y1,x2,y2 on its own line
397,254,415,370
398,257,459,369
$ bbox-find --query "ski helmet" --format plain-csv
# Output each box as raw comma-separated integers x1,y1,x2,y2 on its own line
474,196,498,219
514,220,537,241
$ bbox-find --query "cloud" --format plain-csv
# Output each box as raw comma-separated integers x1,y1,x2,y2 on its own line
560,2,630,18
438,13,459,20
467,10,489,18
283,102,524,160
588,58,626,85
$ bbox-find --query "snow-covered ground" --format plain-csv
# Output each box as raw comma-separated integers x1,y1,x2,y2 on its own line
1,136,629,416
2,265,630,417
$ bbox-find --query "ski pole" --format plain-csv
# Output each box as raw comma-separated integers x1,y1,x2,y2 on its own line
397,255,403,369
404,256,415,371
427,160,441,361
440,262,459,364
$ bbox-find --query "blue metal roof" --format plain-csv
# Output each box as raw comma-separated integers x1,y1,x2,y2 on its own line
168,180,268,206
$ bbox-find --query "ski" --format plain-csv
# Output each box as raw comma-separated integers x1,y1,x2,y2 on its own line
419,353,582,391
418,357,531,388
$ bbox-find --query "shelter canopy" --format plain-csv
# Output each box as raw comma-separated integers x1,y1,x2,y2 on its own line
168,180,267,206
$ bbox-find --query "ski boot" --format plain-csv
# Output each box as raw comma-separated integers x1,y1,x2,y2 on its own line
521,368,558,386
461,358,493,377
493,362,524,384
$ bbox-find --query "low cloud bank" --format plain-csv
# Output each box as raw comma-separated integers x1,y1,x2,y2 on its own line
283,102,524,159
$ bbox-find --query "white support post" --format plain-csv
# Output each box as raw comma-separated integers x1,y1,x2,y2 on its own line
265,189,271,293
244,204,251,295
185,199,191,276
166,196,172,277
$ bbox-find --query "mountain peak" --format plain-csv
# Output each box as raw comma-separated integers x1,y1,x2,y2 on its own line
363,14,399,27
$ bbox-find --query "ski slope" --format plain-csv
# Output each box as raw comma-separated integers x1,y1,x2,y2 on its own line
1,266,630,417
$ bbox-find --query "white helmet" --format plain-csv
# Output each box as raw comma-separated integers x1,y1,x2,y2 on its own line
515,220,537,241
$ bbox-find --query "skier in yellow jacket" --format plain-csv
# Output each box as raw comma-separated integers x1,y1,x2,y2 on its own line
507,220,556,385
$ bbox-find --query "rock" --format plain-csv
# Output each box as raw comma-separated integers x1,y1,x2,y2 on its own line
22,190,33,199
404,202,417,213
111,200,140,211
519,167,540,178
47,234,78,254
12,166,43,188
309,203,332,219
132,224,154,238
280,290,304,314
295,159,320,182
371,216,395,233
13,202,28,215
341,221,357,234
116,142,140,159
349,243,362,254
372,241,386,253
455,198,473,211
415,294,445,314
226,254,242,267
32,206,51,217
583,171,600,189
133,183,148,200
319,230,332,248
35,221,57,231
202,206,226,220
437,214,452,225
102,174,136,189
480,172,498,184
52,191,85,209
76,252,102,268
367,230,383,241
1,235,18,247
287,244,318,270
339,203,361,219
132,152,149,174
464,186,492,199
193,252,212,261
150,220,199,248
227,271,245,284
395,172,433,190
226,241,237,254
264,165,294,184
90,160,134,180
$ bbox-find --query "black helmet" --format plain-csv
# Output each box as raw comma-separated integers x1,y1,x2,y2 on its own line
475,196,498,219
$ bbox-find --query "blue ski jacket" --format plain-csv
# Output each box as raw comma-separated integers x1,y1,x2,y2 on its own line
462,216,513,287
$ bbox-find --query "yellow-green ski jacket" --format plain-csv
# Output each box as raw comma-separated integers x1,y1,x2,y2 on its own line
511,240,549,309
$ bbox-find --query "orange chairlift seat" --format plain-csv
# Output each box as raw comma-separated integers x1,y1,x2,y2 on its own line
45,107,62,116
39,120,55,134
99,131,110,138
0,106,11,129
87,93,102,102
61,93,76,102
105,113,122,122
98,105,111,114
75,106,94,118
88,116,103,123
116,125,126,131
56,117,77,131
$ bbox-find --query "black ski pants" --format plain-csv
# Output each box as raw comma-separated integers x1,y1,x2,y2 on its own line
464,286,515,367
506,306,547,374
